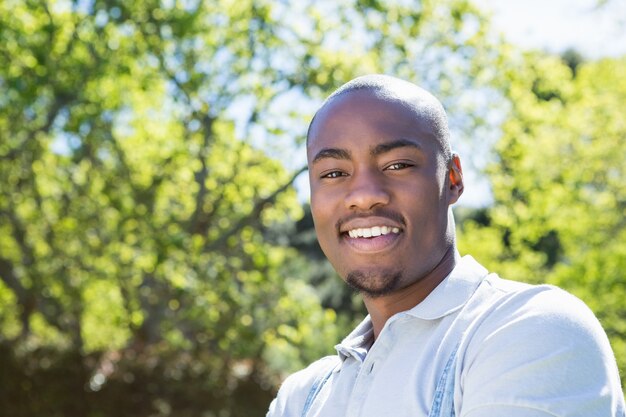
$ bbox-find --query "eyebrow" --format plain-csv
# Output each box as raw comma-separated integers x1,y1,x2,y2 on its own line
312,148,352,164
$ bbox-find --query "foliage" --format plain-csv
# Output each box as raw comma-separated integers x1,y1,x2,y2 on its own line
0,0,503,415
457,54,626,389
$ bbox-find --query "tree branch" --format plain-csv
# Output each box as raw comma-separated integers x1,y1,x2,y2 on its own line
204,165,307,252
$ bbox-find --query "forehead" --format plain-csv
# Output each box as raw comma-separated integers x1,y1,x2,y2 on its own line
307,89,440,156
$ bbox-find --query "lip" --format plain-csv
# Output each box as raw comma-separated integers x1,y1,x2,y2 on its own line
341,229,403,253
337,215,405,253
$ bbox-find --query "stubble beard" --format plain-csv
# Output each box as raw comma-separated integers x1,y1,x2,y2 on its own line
345,269,403,298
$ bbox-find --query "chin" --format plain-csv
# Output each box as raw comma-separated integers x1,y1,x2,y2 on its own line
345,269,402,298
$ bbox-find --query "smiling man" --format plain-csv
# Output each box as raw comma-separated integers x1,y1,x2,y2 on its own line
267,75,625,417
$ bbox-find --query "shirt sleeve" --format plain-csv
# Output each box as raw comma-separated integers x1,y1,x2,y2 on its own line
267,355,340,417
458,285,625,417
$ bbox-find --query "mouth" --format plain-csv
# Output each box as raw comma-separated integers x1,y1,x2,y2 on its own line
346,225,401,239
341,225,403,253
336,213,406,253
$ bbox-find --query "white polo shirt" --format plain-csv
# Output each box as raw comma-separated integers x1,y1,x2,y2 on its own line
267,256,625,417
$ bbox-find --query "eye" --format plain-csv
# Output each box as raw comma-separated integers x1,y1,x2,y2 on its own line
385,162,413,171
320,170,347,179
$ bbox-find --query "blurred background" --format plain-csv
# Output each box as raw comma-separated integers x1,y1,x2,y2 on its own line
0,0,624,416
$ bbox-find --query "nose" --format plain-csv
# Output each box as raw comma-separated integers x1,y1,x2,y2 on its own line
344,169,390,211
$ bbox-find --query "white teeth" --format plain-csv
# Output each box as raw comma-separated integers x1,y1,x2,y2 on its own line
346,226,401,238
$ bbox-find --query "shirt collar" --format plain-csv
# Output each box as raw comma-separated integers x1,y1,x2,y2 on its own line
405,255,487,320
335,255,488,361
335,316,374,362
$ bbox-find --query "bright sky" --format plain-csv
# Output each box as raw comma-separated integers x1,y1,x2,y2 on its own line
473,0,626,58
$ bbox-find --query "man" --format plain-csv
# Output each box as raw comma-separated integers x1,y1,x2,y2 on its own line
267,75,625,417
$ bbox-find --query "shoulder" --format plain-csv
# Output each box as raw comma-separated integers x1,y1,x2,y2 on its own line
267,355,340,417
480,276,608,340
459,278,624,416
471,276,616,374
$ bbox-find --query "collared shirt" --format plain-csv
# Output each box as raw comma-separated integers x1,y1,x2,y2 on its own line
267,256,625,417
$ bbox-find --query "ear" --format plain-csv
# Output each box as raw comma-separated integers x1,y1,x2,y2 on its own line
447,153,464,204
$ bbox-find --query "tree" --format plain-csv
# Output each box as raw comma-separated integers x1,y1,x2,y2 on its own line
0,0,505,415
457,53,626,391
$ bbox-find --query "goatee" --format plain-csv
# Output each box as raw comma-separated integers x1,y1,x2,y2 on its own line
346,270,402,298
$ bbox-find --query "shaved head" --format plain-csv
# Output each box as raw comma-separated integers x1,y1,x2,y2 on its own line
307,74,452,162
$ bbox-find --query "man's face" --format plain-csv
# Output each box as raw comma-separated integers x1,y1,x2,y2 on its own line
307,90,459,297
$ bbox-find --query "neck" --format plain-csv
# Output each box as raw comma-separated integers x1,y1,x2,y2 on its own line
364,246,458,339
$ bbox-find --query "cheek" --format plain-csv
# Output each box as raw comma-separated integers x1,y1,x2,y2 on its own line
310,193,338,259
401,181,446,227
310,188,334,227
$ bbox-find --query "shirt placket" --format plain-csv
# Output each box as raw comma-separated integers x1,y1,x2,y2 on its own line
345,319,397,417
